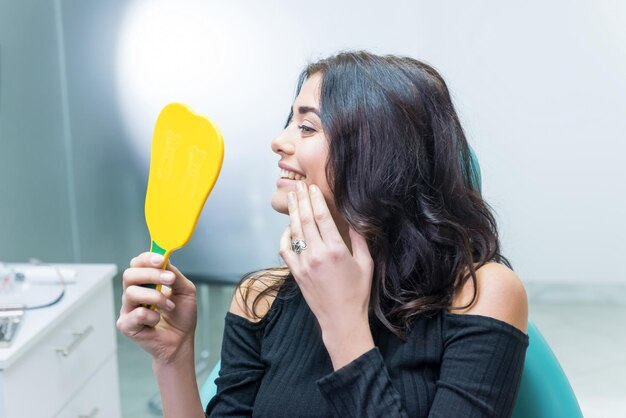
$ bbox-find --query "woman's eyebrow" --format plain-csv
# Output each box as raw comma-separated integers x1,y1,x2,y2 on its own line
292,105,320,117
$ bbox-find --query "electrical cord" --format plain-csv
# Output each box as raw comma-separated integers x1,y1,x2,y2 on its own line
0,258,67,311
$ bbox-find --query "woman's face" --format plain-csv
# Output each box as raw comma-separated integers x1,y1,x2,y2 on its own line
271,72,335,215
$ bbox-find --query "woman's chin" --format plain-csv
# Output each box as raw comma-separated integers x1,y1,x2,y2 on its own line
270,193,289,215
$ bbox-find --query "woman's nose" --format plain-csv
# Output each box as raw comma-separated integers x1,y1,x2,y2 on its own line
271,129,295,155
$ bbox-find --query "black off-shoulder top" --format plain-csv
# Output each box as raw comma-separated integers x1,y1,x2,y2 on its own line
205,283,529,418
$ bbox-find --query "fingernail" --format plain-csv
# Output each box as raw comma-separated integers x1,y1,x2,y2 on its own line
309,185,318,193
160,271,174,283
151,254,163,265
297,181,304,192
165,299,176,311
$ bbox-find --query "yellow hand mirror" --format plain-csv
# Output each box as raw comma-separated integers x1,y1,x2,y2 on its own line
142,103,224,306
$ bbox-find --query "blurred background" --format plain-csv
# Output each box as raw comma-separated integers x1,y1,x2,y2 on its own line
0,0,624,417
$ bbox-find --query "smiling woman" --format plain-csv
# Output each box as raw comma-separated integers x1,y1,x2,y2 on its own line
117,50,529,418
270,74,340,217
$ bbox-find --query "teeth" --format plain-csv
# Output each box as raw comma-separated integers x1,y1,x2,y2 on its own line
280,168,306,180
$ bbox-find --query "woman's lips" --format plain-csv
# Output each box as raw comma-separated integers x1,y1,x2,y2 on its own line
276,177,301,187
278,162,305,176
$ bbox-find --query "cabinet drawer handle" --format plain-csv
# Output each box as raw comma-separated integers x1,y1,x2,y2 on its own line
55,325,94,357
78,407,99,418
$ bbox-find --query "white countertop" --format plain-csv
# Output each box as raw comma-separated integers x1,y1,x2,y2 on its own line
0,263,118,369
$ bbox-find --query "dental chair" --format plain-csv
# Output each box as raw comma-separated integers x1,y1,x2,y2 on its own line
200,148,584,418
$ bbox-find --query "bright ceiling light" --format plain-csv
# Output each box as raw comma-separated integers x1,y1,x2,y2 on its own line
115,1,225,163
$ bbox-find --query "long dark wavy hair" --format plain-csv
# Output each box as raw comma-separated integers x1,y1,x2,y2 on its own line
237,50,512,339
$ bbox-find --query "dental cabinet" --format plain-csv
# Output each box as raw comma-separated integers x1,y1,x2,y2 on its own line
0,264,121,418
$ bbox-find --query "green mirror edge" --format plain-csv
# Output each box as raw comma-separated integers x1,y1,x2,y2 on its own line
150,240,167,256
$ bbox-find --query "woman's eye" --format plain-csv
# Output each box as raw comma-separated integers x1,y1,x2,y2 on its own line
298,124,316,134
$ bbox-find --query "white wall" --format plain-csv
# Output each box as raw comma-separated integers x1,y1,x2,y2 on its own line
416,2,626,282
0,0,148,266
0,0,77,261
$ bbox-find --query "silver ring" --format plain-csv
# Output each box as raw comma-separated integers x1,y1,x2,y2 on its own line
291,239,308,254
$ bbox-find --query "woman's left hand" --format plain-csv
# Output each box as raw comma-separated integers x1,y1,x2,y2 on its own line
279,181,375,369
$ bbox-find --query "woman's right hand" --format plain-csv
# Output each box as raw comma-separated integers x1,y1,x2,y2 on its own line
116,252,198,364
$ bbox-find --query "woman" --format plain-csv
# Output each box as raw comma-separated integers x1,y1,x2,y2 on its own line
117,51,529,418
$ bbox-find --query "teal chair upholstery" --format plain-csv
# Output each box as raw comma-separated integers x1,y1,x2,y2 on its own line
200,147,583,417
200,359,221,407
511,322,583,417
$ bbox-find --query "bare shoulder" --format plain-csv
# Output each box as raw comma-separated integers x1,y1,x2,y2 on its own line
449,262,528,334
229,268,289,323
